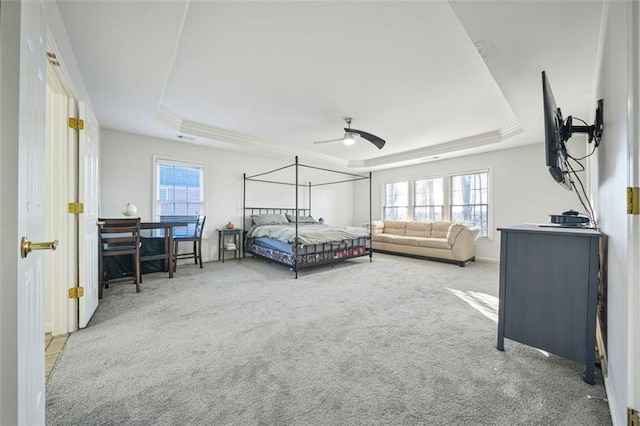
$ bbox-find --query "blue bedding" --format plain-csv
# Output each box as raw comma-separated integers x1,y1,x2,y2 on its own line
253,237,294,255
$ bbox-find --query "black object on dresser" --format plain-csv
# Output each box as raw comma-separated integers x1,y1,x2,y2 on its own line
497,224,601,384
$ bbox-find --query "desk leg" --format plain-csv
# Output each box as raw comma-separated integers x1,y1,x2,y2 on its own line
168,231,174,278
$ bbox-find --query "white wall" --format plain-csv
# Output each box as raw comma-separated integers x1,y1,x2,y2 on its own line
100,129,355,261
354,142,585,260
590,1,633,424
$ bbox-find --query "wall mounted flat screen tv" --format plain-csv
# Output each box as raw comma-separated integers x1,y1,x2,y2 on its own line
541,70,603,191
542,71,572,190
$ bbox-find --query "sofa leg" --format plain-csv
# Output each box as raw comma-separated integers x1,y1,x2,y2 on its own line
458,261,466,267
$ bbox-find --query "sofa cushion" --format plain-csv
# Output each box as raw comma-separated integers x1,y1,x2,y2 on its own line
447,223,466,246
389,236,421,247
372,234,395,243
417,238,451,250
405,221,432,237
431,221,453,238
383,220,408,236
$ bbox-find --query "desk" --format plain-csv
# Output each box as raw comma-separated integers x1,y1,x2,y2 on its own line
141,222,183,278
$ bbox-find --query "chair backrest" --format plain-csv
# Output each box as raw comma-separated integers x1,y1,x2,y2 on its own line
98,218,141,254
160,215,198,237
194,215,206,239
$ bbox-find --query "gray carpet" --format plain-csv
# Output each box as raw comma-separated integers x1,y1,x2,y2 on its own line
46,254,611,425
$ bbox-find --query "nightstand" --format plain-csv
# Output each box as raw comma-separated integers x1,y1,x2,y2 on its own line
217,228,242,263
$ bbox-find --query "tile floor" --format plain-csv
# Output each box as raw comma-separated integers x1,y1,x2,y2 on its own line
45,333,68,380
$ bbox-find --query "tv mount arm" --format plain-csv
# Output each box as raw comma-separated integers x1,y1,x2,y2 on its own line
560,99,604,146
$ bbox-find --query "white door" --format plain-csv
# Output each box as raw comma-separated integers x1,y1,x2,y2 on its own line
16,0,48,423
78,101,100,327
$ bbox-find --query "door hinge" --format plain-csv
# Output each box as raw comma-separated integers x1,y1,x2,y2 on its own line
68,287,85,299
627,187,639,214
629,408,639,426
68,202,84,214
68,117,85,130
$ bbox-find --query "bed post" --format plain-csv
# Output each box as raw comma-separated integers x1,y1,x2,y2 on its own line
243,173,246,259
369,171,373,262
308,181,311,214
294,156,299,279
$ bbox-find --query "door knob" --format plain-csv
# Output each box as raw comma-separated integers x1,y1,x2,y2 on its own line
20,237,58,258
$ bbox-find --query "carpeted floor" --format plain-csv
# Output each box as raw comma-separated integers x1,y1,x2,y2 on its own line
46,254,611,425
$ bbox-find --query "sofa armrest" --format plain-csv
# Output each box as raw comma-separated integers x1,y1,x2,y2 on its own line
450,227,480,261
364,220,385,235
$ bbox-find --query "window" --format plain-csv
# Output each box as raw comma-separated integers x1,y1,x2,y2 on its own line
414,177,444,222
381,170,490,238
450,172,489,237
383,181,408,220
155,158,204,236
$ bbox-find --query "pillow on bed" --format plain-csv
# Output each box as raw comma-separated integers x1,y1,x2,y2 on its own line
285,214,317,223
251,213,289,226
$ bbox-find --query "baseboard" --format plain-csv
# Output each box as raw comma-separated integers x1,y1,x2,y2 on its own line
605,376,623,426
475,257,499,263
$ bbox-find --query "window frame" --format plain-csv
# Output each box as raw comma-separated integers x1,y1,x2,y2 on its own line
413,176,445,222
382,180,409,220
152,156,206,223
380,168,492,240
449,170,491,239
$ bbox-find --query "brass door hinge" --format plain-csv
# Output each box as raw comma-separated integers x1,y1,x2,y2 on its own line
68,202,84,214
68,117,85,130
629,408,639,426
627,187,639,214
68,287,85,299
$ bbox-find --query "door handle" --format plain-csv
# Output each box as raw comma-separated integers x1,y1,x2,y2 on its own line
20,237,58,258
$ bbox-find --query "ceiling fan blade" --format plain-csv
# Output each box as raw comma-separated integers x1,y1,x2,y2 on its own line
313,138,343,145
346,128,386,149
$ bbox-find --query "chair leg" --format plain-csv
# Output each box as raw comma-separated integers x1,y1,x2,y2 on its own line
103,257,110,289
193,241,198,264
134,252,141,292
197,239,203,268
98,255,104,299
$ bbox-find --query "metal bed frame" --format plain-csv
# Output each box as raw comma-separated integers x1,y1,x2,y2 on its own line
243,156,373,278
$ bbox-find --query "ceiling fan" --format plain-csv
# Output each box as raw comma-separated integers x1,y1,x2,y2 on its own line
313,117,386,149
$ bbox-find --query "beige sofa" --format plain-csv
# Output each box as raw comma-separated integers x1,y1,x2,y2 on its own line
366,220,480,266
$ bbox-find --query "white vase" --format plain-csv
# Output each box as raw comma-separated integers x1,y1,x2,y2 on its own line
121,202,137,217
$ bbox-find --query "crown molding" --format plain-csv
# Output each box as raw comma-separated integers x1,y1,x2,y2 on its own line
155,106,183,130
156,105,523,171
156,105,346,166
348,121,523,169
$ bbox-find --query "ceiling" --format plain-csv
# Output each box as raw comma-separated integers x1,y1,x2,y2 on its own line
55,0,604,171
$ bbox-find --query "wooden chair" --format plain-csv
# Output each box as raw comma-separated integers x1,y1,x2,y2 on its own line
173,215,206,269
98,217,142,298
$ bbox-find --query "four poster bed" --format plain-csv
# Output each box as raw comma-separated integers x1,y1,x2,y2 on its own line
243,156,373,278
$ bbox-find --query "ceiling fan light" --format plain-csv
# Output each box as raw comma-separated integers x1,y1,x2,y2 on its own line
343,133,356,146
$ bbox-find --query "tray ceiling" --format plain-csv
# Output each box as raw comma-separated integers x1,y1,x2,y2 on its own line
56,0,603,170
